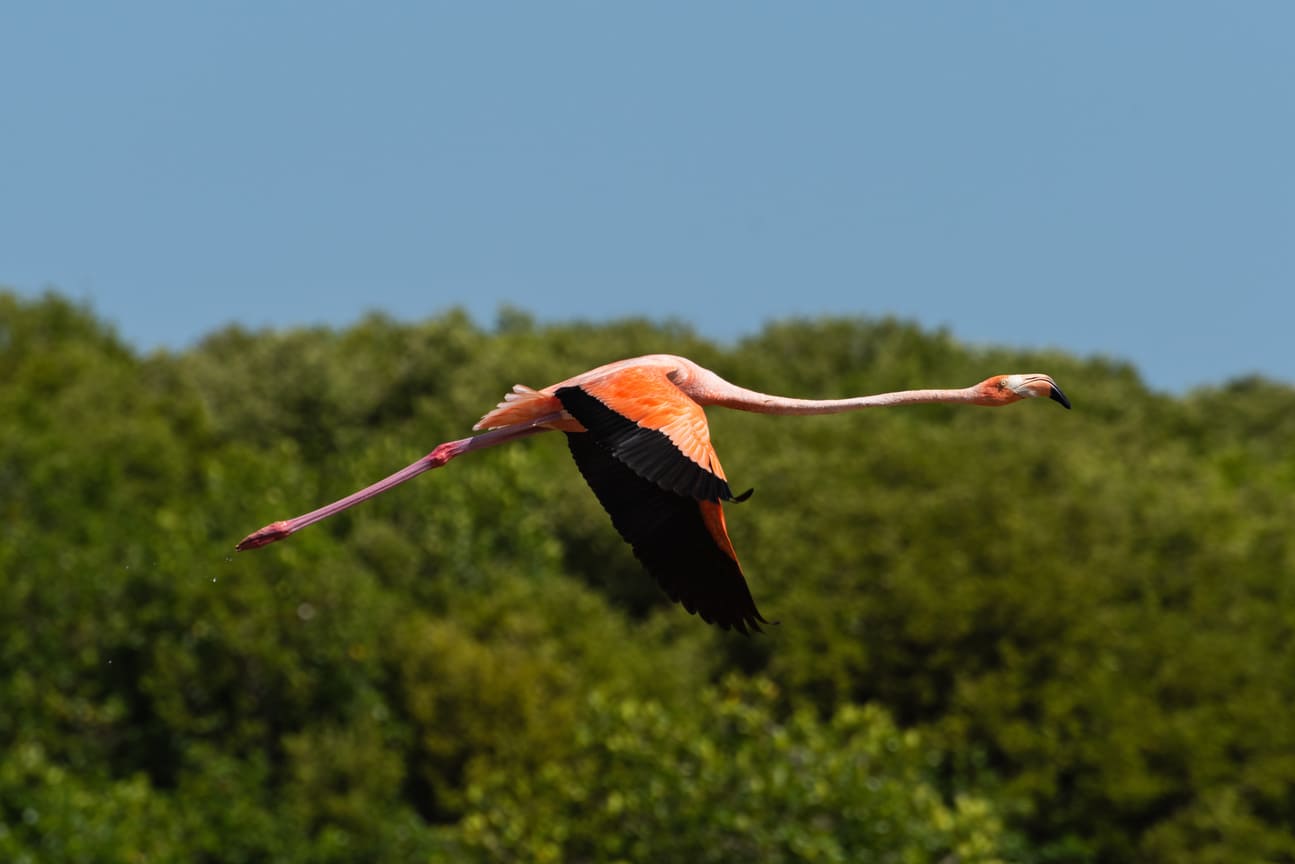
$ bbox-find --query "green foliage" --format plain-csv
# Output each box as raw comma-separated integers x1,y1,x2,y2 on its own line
0,741,181,864
451,677,1017,864
2,287,1293,862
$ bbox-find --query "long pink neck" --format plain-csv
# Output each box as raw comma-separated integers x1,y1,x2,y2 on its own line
695,374,980,416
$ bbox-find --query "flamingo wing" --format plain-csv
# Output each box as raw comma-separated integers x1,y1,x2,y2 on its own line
554,367,764,632
554,366,742,502
565,431,766,633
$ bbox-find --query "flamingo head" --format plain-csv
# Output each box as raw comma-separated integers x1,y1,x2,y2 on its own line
973,374,1071,409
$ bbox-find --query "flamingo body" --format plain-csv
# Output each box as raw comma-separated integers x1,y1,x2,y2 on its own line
475,356,762,630
238,354,1070,634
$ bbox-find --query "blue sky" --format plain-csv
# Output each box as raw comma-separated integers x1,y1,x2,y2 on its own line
3,3,1291,392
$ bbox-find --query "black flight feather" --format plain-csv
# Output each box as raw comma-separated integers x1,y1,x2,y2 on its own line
556,385,735,502
565,431,767,634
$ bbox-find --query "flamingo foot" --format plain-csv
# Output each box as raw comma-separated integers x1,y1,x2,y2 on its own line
235,520,294,551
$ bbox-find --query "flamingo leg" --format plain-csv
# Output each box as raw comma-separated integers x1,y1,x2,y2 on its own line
235,414,562,551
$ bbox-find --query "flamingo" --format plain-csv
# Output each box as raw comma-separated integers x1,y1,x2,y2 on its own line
237,354,1070,633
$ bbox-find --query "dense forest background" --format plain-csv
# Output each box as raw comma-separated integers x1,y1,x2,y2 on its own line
2,289,1292,863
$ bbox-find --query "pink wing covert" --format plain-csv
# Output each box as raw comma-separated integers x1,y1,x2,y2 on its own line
575,366,730,482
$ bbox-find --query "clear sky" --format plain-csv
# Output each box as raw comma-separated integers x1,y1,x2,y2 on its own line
3,3,1292,392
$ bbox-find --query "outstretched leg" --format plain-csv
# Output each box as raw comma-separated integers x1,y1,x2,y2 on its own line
235,416,560,551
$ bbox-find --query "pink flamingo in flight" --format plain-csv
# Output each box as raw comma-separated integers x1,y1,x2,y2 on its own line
238,354,1070,633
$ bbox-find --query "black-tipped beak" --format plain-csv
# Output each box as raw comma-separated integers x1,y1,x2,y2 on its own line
1049,384,1072,410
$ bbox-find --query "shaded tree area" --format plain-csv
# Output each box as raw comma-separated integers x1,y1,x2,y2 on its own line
2,289,1292,862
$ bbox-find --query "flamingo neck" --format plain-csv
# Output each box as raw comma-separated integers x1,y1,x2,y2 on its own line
690,371,979,415
715,387,979,415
